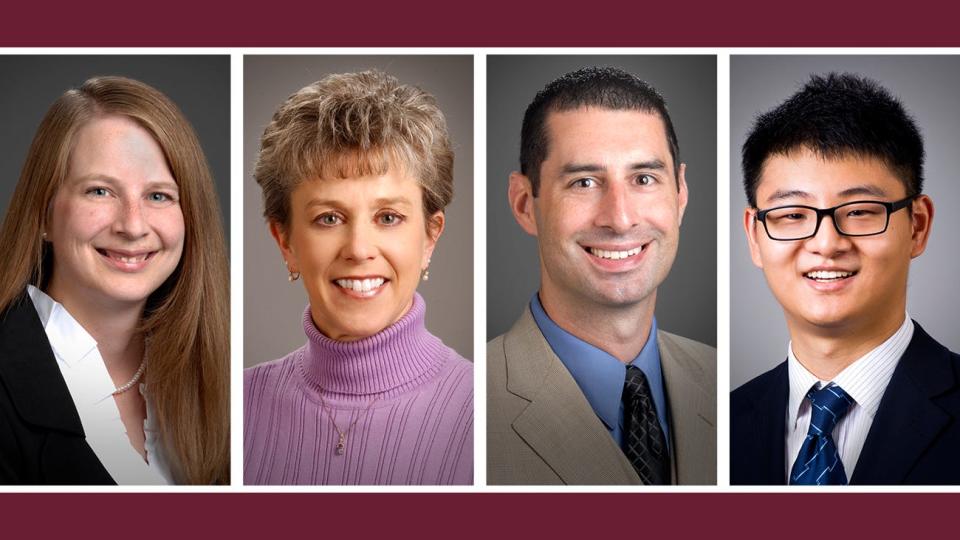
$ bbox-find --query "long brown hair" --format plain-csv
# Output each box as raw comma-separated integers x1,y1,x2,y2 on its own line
0,76,229,484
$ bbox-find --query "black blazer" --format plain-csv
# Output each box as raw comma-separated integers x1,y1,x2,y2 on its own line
0,293,115,484
731,322,960,485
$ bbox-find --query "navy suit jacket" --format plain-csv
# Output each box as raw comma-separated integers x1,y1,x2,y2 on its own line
731,322,960,485
0,292,115,484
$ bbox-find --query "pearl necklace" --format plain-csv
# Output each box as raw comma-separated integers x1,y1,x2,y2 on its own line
113,357,147,396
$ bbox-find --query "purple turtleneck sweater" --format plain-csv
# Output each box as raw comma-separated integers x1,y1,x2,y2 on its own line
243,294,473,485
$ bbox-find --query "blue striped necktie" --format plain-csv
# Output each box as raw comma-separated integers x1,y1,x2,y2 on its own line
789,383,854,485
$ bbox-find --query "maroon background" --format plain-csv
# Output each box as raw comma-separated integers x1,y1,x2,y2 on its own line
1,0,959,46
0,493,955,533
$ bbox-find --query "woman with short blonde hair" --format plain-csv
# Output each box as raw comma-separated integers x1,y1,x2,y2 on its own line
244,71,472,485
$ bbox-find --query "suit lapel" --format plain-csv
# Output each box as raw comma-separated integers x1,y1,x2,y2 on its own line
748,362,789,484
0,293,115,484
658,331,715,484
851,323,953,485
503,309,641,485
0,294,84,436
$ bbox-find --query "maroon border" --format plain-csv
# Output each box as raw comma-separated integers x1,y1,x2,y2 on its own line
1,493,955,533
3,0,960,47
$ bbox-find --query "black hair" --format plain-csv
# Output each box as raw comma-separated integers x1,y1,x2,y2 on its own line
742,72,924,207
519,66,680,196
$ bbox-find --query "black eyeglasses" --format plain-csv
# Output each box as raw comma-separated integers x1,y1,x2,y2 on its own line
754,195,918,241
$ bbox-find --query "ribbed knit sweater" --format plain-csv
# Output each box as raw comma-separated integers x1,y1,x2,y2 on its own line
243,294,473,485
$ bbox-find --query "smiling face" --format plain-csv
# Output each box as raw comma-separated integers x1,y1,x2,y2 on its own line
744,147,933,338
272,171,442,341
46,115,185,313
510,107,688,315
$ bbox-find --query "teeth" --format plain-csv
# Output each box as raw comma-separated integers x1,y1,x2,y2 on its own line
335,278,385,293
805,270,854,281
589,247,642,260
107,251,148,264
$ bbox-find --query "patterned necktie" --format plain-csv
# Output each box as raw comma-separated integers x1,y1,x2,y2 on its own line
789,383,854,485
622,365,670,485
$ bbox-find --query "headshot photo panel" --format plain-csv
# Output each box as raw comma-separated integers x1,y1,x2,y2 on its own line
486,55,717,486
730,55,960,485
243,55,474,486
0,55,231,485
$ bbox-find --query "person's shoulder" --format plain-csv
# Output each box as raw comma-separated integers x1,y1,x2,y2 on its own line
243,348,303,395
731,362,787,412
658,330,716,359
486,332,507,361
438,346,474,393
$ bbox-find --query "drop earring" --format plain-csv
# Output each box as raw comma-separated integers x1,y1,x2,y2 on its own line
285,260,300,282
421,258,431,282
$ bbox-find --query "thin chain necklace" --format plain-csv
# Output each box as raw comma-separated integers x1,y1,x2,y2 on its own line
318,393,380,456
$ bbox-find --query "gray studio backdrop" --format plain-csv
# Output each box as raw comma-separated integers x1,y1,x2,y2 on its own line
486,55,717,346
244,56,474,367
0,56,230,231
730,55,960,389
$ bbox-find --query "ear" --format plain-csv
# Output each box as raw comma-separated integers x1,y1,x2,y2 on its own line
269,220,297,272
676,163,689,226
909,194,935,258
743,206,764,268
423,211,446,268
508,171,538,236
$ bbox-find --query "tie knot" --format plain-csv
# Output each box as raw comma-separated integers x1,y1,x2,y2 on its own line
624,365,653,397
807,383,853,435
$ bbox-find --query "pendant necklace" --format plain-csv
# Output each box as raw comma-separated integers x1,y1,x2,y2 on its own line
319,393,380,456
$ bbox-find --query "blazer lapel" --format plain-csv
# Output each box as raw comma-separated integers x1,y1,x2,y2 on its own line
851,323,953,485
503,309,641,485
741,362,788,484
0,293,115,484
658,331,715,484
0,294,84,436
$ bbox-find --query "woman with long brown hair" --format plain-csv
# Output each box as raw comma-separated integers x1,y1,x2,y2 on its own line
0,76,229,484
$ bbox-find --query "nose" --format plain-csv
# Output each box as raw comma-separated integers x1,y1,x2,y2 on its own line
341,221,377,261
804,213,852,257
594,182,636,234
113,197,148,239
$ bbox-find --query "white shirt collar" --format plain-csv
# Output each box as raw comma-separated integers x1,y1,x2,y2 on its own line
787,313,914,429
26,285,170,484
27,285,99,370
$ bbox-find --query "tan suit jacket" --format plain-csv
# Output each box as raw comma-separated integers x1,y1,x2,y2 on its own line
487,307,716,485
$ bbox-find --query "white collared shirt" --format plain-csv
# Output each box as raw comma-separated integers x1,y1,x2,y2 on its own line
27,286,172,485
785,314,913,481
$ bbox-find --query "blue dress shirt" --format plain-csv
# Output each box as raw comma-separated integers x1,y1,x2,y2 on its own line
529,294,670,448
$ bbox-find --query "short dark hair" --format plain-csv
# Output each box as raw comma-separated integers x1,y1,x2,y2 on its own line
742,72,924,208
519,66,680,196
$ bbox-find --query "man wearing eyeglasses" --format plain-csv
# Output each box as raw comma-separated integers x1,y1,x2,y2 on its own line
731,72,960,485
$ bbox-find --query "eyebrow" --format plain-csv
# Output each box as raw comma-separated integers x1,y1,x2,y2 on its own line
837,184,889,198
764,189,813,204
560,160,667,175
72,174,178,192
304,196,414,210
764,184,890,205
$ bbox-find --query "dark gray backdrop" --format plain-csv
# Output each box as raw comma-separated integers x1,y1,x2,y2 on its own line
486,55,717,346
243,55,474,367
0,56,231,231
730,55,960,388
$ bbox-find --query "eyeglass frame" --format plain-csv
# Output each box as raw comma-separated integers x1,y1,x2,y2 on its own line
753,194,919,241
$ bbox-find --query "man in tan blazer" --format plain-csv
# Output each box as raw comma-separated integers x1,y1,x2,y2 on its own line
487,67,716,485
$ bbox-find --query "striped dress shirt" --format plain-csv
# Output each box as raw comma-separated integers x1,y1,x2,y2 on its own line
786,314,914,480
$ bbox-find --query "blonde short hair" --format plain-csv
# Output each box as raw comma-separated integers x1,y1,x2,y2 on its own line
254,70,454,227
